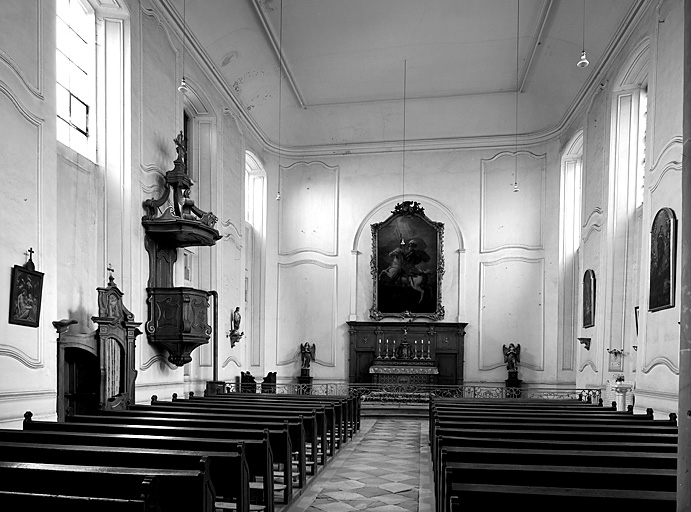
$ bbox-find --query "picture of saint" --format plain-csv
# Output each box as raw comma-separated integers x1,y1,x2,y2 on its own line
9,265,44,328
371,202,443,319
649,208,676,311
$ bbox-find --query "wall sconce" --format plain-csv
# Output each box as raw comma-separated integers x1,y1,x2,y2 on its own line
606,348,624,356
577,337,591,350
632,345,638,352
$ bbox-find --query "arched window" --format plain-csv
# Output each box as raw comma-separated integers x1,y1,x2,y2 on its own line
559,131,583,372
604,41,649,361
245,151,266,366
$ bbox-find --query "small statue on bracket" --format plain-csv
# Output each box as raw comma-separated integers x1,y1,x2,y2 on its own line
227,306,244,348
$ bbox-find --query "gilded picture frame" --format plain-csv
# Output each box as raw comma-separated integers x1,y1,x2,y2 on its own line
370,201,445,320
583,269,596,328
649,207,676,312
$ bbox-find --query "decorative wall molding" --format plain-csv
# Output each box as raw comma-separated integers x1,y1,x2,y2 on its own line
222,355,242,368
221,219,243,253
480,151,545,253
278,161,340,257
0,0,43,99
582,207,604,229
478,257,545,372
139,6,179,173
141,354,178,371
275,260,337,367
633,387,678,401
649,137,682,172
579,360,598,372
642,356,679,375
649,160,681,193
582,223,603,245
0,80,44,369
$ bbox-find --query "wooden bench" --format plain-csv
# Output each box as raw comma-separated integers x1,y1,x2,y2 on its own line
72,412,297,501
133,402,316,477
438,447,677,512
0,489,158,512
447,483,676,510
13,421,274,512
192,392,359,445
0,438,251,511
0,459,215,512
100,407,308,489
187,395,337,457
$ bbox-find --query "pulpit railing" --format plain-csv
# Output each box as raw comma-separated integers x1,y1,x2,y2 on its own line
218,382,602,405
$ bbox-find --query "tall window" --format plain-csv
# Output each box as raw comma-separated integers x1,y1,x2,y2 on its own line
635,89,648,209
559,131,583,372
56,0,95,157
245,151,266,366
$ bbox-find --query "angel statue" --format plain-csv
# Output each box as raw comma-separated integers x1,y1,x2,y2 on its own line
300,342,316,370
502,343,521,372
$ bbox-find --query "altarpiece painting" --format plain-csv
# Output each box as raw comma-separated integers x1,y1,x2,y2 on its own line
370,201,444,320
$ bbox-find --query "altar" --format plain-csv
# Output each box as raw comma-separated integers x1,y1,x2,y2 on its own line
370,364,439,385
348,321,466,385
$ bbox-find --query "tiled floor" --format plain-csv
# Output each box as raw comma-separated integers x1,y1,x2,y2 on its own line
287,418,433,511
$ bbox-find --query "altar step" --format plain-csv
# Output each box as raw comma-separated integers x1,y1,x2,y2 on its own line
361,403,428,418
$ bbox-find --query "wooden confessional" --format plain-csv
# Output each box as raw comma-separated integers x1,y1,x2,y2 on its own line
54,276,141,421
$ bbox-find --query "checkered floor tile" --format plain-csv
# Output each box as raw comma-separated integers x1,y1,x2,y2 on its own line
285,419,433,512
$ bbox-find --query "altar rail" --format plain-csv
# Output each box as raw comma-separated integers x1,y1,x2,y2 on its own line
220,383,602,405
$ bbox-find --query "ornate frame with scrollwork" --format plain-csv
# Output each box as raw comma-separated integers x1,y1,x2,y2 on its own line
369,201,445,320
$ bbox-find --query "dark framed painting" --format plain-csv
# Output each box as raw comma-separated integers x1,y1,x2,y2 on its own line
649,207,677,312
9,265,44,327
582,269,596,328
370,201,445,320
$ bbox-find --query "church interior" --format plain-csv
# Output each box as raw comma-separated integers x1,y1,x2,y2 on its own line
1,0,690,509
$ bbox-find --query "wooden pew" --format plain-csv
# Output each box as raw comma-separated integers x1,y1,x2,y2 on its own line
133,402,315,477
437,446,677,512
447,483,676,510
71,412,297,502
193,391,359,444
14,422,274,512
99,407,308,489
0,489,158,512
0,438,250,511
0,459,215,512
187,394,337,457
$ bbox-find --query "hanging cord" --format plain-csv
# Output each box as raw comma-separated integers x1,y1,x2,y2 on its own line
402,60,407,203
514,0,520,192
276,0,283,200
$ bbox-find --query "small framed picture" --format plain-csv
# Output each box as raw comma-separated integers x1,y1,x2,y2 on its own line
9,265,44,328
583,269,596,328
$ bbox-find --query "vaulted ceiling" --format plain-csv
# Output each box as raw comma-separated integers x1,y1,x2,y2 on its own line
170,0,644,153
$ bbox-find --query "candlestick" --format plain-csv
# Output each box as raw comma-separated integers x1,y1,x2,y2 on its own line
427,339,432,360
377,338,381,359
414,339,419,360
392,339,396,359
385,339,390,359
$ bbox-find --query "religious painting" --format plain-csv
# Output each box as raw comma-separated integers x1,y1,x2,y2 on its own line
370,201,445,320
582,269,595,328
649,207,676,312
9,264,44,328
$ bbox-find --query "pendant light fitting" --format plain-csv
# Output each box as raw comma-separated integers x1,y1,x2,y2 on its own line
577,0,589,68
513,0,520,193
276,0,283,201
178,0,189,92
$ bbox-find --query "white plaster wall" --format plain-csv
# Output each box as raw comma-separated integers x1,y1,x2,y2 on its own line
571,0,683,417
0,0,58,426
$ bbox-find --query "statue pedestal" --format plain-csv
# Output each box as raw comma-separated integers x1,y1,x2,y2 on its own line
205,380,226,396
612,382,632,412
297,372,313,395
505,371,522,398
